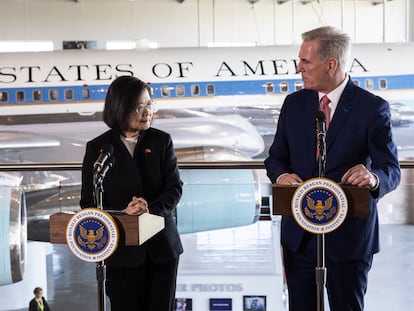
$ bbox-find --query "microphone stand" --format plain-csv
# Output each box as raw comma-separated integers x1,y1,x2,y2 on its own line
93,167,108,311
316,122,327,311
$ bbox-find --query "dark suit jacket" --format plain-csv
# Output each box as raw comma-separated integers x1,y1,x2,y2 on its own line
265,78,400,261
29,297,51,311
80,127,183,267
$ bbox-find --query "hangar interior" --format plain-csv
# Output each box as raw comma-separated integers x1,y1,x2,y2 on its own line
0,0,413,310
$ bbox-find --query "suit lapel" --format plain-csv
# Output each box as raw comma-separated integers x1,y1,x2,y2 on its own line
326,80,356,151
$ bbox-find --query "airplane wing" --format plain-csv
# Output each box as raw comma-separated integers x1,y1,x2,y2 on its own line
0,131,60,150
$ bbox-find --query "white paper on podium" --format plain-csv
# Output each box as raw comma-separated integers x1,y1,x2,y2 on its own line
138,213,165,245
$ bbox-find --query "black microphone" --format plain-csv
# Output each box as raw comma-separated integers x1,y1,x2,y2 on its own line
93,143,114,173
315,111,327,178
315,111,326,139
100,156,115,179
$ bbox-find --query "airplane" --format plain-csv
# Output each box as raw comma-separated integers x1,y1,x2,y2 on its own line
1,43,414,285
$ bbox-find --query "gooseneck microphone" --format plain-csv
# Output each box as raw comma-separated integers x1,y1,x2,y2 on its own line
315,110,327,140
93,143,115,209
99,155,115,179
93,143,114,173
315,111,327,178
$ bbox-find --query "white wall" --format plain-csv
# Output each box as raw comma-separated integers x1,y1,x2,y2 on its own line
0,0,411,48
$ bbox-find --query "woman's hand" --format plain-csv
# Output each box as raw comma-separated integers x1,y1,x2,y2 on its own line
124,196,149,215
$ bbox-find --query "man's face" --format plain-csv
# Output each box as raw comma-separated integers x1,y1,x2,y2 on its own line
297,40,331,93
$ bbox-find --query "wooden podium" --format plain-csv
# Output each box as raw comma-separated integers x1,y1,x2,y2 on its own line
49,210,164,311
272,182,370,311
272,184,370,218
50,211,164,246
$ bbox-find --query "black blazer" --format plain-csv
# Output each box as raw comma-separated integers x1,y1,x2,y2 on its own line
265,78,401,261
80,127,183,267
29,297,51,311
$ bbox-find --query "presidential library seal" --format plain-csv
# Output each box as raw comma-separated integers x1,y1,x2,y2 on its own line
291,178,348,234
66,208,119,262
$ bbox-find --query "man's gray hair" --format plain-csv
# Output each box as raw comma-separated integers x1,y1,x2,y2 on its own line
302,26,351,71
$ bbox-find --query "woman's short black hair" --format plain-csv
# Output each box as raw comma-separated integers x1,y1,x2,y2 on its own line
103,76,150,133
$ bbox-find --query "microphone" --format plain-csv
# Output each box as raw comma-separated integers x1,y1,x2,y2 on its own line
93,143,114,173
315,111,327,177
315,111,326,139
100,156,115,179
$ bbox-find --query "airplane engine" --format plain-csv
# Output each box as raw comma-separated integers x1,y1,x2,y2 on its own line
177,169,260,234
0,186,27,286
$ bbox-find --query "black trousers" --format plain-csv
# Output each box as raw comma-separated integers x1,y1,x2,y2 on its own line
106,256,179,311
283,234,373,311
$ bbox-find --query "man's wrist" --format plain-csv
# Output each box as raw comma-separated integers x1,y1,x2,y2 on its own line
369,172,379,190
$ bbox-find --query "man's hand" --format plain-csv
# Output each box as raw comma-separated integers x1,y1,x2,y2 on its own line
277,173,303,185
341,164,378,189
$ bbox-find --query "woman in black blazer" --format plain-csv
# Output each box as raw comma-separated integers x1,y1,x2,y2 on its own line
80,76,183,311
28,287,51,311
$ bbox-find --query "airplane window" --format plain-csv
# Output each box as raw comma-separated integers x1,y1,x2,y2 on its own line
379,79,387,89
0,92,8,103
279,82,288,93
191,84,200,96
365,79,374,90
206,84,215,96
294,82,303,91
33,90,42,101
353,80,360,87
82,88,90,99
65,89,74,100
49,90,58,101
161,86,171,97
265,82,274,93
16,91,25,102
176,85,185,97
149,86,154,96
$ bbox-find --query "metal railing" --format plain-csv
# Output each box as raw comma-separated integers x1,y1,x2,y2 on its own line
0,160,413,172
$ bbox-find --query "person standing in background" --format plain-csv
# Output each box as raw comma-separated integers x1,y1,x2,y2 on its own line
265,26,400,310
29,287,51,311
80,76,183,311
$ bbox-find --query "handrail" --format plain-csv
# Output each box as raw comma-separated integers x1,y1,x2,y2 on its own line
0,160,413,171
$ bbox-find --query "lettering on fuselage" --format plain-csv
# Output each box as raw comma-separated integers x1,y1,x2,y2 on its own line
0,64,134,84
214,59,299,77
0,57,368,84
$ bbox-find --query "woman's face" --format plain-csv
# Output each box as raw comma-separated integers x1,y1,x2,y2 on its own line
125,89,153,137
35,289,43,299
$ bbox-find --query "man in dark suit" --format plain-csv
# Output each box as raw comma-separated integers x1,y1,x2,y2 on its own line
265,26,400,311
80,76,183,311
